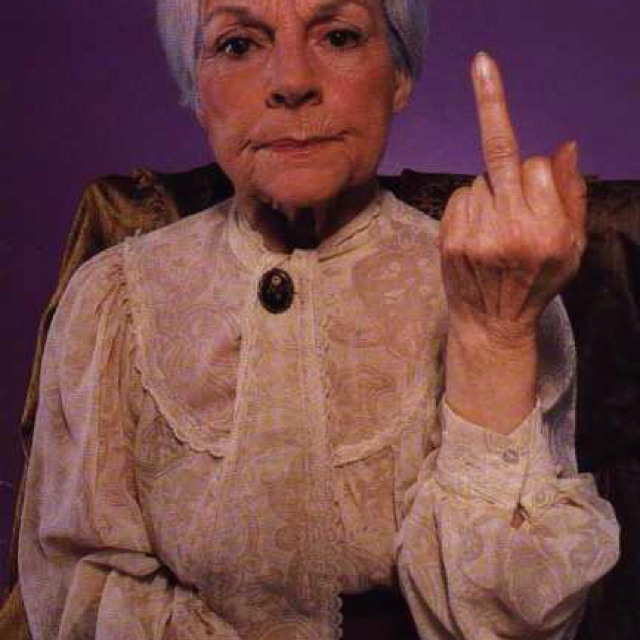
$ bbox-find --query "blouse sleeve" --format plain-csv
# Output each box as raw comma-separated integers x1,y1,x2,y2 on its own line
396,297,620,640
18,247,240,640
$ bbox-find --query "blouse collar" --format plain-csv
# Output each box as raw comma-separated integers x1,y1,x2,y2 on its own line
226,185,390,271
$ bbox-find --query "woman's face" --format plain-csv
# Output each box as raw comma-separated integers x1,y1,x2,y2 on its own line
196,0,412,213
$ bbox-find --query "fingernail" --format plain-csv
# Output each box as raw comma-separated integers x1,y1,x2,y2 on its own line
474,51,492,80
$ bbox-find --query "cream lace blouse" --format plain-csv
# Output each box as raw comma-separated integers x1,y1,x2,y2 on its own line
19,189,619,640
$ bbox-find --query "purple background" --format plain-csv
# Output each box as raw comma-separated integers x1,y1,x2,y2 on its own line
2,0,639,590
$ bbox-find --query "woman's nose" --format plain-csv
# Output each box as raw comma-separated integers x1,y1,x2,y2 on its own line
266,44,322,109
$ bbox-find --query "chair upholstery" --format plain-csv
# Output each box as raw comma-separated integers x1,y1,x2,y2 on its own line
2,163,638,640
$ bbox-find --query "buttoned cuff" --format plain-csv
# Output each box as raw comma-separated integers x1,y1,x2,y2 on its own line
434,398,558,510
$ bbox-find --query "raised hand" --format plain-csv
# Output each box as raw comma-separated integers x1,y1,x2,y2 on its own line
439,52,587,434
440,52,586,343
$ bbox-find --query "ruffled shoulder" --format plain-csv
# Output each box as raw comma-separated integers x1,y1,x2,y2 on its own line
50,244,131,391
38,242,146,481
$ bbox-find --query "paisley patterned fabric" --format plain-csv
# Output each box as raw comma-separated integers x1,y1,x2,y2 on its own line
18,188,619,639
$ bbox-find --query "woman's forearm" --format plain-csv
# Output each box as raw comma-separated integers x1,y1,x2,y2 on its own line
444,323,537,435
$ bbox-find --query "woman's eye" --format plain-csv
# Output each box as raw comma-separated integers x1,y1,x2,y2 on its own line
217,36,254,58
325,29,362,49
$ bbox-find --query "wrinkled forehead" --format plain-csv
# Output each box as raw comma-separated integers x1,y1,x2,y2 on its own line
200,0,384,27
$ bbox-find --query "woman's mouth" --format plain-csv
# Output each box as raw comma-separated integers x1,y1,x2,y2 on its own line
259,136,340,154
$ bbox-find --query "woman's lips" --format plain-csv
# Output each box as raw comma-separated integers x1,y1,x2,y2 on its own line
261,137,336,153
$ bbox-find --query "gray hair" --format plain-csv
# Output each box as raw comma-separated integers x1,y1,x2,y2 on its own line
156,0,429,109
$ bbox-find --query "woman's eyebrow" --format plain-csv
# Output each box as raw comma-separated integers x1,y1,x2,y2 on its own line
201,6,271,32
201,0,371,30
308,0,372,25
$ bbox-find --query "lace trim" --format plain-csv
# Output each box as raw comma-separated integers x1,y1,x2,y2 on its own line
303,252,343,640
122,237,228,458
315,251,346,639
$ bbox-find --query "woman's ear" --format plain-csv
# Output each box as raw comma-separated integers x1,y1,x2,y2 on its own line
194,93,206,128
392,67,413,113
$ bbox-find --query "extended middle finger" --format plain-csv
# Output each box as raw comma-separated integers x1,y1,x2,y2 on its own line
472,52,523,206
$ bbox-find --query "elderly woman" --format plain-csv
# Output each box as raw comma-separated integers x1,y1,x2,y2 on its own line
18,0,619,638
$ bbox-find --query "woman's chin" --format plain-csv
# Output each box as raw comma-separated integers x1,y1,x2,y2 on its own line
255,169,353,213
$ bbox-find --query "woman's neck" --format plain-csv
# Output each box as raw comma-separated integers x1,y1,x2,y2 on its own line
237,179,380,253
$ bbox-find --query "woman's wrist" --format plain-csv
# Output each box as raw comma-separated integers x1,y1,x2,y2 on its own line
444,321,538,435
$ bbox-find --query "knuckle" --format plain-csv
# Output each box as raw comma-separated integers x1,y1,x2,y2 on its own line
460,213,587,275
522,155,551,175
484,135,518,163
471,174,495,202
533,225,583,266
442,244,464,261
453,186,471,205
469,236,499,264
502,240,534,267
471,175,488,192
542,238,566,262
443,187,470,216
478,225,537,268
575,173,588,193
573,175,588,201
440,236,465,260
